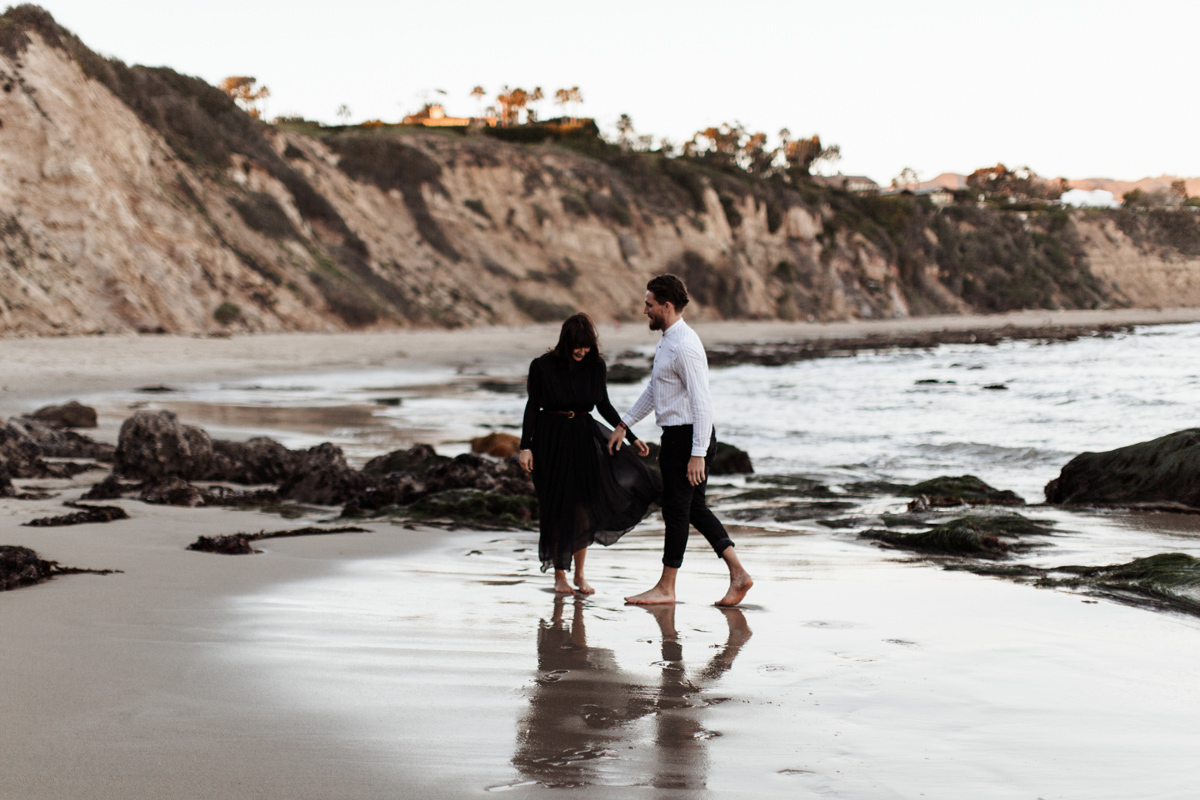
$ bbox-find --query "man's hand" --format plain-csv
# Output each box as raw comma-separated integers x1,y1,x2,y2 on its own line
633,439,650,457
687,456,706,486
518,449,533,473
607,424,626,455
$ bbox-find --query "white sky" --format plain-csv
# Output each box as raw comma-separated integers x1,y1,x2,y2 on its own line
29,0,1200,184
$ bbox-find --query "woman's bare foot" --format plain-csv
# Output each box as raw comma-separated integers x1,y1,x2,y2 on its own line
574,575,595,594
715,571,753,607
624,585,675,605
553,571,575,594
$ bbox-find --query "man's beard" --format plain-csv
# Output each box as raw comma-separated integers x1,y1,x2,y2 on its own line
648,314,663,331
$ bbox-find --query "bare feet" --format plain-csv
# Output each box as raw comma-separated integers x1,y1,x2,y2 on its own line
553,571,574,594
625,585,676,605
715,571,753,607
574,575,595,595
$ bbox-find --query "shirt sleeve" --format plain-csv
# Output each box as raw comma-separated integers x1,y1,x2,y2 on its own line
519,359,541,451
621,377,655,431
596,361,638,444
678,336,714,456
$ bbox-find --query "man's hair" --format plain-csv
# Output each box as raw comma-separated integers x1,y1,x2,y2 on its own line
646,274,689,311
550,312,601,364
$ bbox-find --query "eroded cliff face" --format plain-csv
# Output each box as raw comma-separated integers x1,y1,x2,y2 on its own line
0,15,1195,336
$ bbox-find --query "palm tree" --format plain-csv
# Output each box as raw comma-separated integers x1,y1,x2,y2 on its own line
568,87,583,122
470,85,485,117
528,87,544,123
336,104,351,124
554,88,570,121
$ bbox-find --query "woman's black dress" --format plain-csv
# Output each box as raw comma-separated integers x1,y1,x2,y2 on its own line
520,353,662,572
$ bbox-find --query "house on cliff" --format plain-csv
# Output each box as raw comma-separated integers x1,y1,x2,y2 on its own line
812,174,880,194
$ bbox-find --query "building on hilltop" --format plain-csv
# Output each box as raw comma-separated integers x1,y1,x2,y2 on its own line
402,104,497,128
811,174,880,194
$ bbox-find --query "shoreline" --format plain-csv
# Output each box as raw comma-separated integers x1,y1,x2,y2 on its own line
2,307,1199,413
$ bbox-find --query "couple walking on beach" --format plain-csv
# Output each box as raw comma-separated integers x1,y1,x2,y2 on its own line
518,274,753,607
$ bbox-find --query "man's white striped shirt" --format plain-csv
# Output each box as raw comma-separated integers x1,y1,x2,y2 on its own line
621,318,714,457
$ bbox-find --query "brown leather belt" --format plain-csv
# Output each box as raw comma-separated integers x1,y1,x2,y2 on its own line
543,410,577,418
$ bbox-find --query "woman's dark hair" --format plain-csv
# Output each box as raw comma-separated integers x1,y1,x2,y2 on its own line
646,273,689,310
550,312,601,363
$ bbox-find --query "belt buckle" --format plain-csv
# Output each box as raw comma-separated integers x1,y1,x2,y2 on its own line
566,410,575,419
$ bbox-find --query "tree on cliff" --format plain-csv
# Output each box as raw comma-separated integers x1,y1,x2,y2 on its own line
220,76,270,119
967,163,1062,201
470,85,486,116
496,86,529,126
779,130,839,178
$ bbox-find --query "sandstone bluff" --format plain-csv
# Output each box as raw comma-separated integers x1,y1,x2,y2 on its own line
2,6,1200,337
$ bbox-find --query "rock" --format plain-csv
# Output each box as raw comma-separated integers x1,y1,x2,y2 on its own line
362,443,449,475
404,489,537,529
80,473,134,500
25,502,130,527
114,410,214,480
711,442,753,475
0,545,55,591
423,453,535,496
208,437,299,484
29,400,98,428
341,473,425,517
606,363,651,384
1045,429,1200,507
908,475,1024,506
470,432,521,458
9,416,115,461
277,443,374,506
139,476,210,507
0,460,14,498
0,421,100,478
860,514,1052,558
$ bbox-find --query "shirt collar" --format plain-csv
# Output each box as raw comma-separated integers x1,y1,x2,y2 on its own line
661,317,687,339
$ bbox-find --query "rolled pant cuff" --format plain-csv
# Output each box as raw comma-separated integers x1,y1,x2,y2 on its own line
662,556,684,569
713,540,734,558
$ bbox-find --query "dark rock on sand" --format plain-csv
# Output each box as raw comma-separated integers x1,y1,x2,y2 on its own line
362,443,449,476
25,502,129,527
9,416,115,461
342,473,425,516
606,363,651,384
208,437,299,484
0,421,101,478
860,514,1053,558
278,443,374,506
712,442,753,475
404,489,537,529
187,525,369,555
114,410,214,480
80,473,137,500
908,475,1024,506
0,460,14,498
139,476,210,507
738,475,837,498
0,545,55,590
1045,429,1200,507
29,400,98,429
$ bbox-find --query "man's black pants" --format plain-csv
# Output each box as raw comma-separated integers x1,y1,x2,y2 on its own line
659,425,734,568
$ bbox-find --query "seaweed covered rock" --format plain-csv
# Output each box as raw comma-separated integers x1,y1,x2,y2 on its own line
187,525,369,555
208,437,299,484
139,476,209,507
0,460,14,498
362,443,449,476
0,545,55,590
277,443,374,505
341,473,425,516
1051,553,1200,614
470,432,521,458
29,401,97,429
25,503,129,527
909,475,1023,506
711,442,754,475
0,421,95,478
861,519,1011,558
81,473,135,500
8,417,114,460
405,489,537,529
1045,429,1200,507
423,453,534,496
114,410,214,480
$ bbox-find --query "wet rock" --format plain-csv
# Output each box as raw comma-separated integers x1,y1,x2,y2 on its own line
1044,429,1200,507
342,473,424,517
29,400,98,428
606,363,651,384
423,453,535,496
0,545,55,590
187,525,369,555
471,432,521,458
202,485,282,508
114,410,214,480
730,500,856,522
8,416,115,461
744,475,835,497
362,443,449,476
842,480,915,497
81,473,137,500
0,460,14,498
208,437,299,484
404,489,538,529
982,383,1009,391
277,443,374,506
908,475,1024,506
711,442,753,475
861,520,1011,558
139,476,210,507
25,502,130,527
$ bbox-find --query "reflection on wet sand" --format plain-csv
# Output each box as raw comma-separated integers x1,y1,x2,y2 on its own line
513,596,752,793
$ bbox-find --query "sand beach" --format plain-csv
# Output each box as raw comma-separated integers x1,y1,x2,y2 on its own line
4,308,1200,798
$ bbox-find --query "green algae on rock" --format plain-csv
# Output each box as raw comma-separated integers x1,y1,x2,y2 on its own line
908,475,1024,506
860,514,1054,558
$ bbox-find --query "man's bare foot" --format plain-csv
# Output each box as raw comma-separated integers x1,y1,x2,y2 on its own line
625,585,675,605
553,572,575,594
715,572,753,607
574,575,595,594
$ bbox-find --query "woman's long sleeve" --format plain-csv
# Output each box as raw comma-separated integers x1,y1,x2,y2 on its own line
596,362,638,445
520,360,541,450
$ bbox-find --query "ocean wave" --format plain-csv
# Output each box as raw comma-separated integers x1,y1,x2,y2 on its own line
912,441,1069,464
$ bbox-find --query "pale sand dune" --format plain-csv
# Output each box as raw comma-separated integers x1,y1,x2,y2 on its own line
3,306,1200,414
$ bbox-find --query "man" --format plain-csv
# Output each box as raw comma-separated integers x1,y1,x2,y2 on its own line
607,274,753,607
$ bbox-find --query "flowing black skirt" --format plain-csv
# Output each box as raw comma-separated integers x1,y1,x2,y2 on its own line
531,415,662,572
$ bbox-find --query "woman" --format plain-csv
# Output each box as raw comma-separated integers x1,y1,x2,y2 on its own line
519,314,661,594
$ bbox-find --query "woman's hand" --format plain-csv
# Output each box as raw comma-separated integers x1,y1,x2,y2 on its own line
633,439,650,457
518,449,533,474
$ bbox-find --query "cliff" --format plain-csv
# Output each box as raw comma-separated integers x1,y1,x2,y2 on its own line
1,7,1198,336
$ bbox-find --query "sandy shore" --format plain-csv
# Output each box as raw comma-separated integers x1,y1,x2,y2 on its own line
3,306,1200,413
